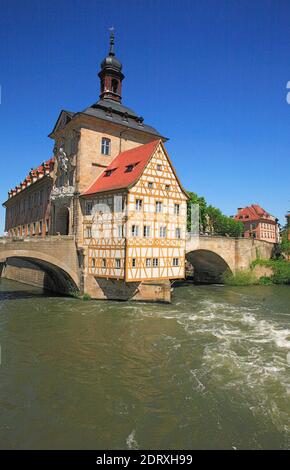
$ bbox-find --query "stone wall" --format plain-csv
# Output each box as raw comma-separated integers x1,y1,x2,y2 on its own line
2,257,56,291
84,273,171,302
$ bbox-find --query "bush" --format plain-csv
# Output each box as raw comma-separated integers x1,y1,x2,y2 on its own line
82,293,91,301
259,276,273,285
222,269,257,286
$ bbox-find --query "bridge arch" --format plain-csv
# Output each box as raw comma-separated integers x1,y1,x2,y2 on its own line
186,249,231,283
0,249,80,294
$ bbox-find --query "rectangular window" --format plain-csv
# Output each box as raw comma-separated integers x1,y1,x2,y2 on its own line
118,225,123,238
156,164,162,171
101,137,111,156
173,258,179,266
92,258,96,268
174,204,180,215
148,182,153,189
85,201,93,215
156,201,162,213
102,258,106,268
175,227,181,239
146,258,151,267
46,219,49,233
39,220,43,234
136,199,142,211
160,226,167,238
165,184,170,191
143,225,150,237
33,223,36,235
115,258,121,269
132,258,136,268
131,225,139,237
153,258,158,267
86,226,92,238
27,224,30,236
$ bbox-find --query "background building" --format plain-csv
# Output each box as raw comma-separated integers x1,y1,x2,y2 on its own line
234,204,279,243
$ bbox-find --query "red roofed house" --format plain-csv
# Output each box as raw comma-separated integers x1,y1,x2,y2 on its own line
234,204,279,243
2,32,188,301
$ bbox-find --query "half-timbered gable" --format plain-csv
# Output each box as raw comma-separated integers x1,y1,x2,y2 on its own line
81,139,188,282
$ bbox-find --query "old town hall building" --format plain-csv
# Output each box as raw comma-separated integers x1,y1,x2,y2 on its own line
3,32,188,301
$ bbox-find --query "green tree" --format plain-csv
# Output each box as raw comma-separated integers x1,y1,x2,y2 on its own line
186,192,244,237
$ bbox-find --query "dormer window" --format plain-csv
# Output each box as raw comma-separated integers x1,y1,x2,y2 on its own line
104,169,115,177
125,165,134,173
122,112,129,122
125,162,139,173
101,137,111,156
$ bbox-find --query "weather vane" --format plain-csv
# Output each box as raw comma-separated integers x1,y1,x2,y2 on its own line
109,26,115,54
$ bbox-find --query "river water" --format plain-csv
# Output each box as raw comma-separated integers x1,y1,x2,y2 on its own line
0,278,289,450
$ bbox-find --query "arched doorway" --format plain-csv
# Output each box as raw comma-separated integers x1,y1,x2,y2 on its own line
186,249,231,283
54,206,69,235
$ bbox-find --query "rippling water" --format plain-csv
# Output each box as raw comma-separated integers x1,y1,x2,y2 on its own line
0,278,289,449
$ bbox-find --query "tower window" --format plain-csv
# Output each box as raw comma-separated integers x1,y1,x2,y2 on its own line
101,137,111,156
111,79,118,94
85,201,93,215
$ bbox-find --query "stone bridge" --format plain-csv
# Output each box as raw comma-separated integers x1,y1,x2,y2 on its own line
0,236,82,294
0,235,275,294
186,234,275,282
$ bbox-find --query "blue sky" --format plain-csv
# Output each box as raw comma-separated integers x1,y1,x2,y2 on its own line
0,0,289,233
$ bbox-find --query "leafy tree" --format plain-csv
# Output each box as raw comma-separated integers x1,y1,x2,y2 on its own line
187,191,244,237
187,191,207,232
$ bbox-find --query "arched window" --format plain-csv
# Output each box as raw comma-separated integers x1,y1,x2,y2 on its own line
111,79,118,94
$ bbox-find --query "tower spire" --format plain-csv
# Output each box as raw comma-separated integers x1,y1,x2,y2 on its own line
98,29,124,102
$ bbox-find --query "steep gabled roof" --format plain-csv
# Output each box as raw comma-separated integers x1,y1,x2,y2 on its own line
81,140,160,196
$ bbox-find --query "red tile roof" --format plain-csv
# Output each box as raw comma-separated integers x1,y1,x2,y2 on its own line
82,140,160,196
7,157,55,200
234,204,274,222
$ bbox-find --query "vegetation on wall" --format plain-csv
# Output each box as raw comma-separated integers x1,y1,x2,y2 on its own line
187,191,244,237
222,259,290,286
280,229,290,259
